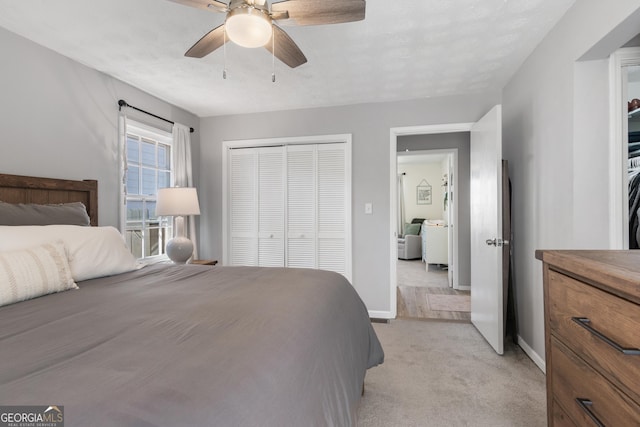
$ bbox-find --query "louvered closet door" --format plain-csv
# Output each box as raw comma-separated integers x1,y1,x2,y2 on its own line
228,141,350,278
286,145,317,269
257,147,285,266
317,143,348,277
229,149,258,265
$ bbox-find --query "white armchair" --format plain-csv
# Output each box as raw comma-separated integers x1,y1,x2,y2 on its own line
398,234,421,260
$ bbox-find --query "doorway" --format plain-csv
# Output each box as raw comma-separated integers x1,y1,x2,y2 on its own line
609,46,640,248
389,123,473,319
627,65,640,248
396,149,470,320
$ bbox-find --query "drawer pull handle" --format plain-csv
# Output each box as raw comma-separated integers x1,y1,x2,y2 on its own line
572,317,640,356
576,398,604,427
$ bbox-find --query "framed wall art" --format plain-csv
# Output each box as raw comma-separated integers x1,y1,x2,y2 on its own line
416,179,432,205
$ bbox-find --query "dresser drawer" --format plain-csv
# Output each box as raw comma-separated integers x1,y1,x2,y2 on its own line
551,337,640,426
552,399,577,427
548,269,640,403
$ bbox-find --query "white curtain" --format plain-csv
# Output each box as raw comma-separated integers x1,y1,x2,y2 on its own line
172,123,198,259
398,173,405,236
118,111,128,233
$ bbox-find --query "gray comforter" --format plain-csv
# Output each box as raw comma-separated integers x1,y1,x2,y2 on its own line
0,265,384,426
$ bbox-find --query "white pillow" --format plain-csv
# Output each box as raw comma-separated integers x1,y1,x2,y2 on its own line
0,241,78,307
0,226,142,282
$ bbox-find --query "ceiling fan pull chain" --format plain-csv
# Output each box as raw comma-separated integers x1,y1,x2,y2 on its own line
271,22,276,83
223,26,228,79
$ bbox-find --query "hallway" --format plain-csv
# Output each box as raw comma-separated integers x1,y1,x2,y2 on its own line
397,260,470,321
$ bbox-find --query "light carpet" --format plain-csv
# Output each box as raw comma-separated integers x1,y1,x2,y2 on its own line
427,294,471,312
357,320,546,427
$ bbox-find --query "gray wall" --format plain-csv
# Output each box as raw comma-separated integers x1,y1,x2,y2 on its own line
199,93,500,314
0,27,200,227
398,133,471,287
502,1,640,365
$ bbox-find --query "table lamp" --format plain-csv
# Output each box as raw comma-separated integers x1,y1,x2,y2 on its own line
156,187,201,264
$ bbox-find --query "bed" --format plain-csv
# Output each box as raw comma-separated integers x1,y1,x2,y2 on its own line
0,173,384,427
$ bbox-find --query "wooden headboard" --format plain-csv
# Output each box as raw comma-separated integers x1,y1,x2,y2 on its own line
0,173,98,226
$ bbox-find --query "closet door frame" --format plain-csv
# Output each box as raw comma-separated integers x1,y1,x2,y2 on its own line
609,47,640,249
222,134,352,280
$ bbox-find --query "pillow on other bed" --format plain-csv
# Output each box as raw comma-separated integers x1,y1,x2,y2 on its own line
0,201,90,226
0,225,141,282
0,241,77,307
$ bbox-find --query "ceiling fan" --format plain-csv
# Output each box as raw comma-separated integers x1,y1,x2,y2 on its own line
167,0,366,69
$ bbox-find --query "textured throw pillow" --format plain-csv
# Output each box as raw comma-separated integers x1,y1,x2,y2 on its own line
0,226,141,282
0,201,90,226
404,223,421,235
0,241,77,307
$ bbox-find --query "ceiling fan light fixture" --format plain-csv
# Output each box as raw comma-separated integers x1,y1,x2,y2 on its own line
225,7,272,48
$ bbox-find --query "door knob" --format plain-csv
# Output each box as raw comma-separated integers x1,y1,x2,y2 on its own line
486,238,509,247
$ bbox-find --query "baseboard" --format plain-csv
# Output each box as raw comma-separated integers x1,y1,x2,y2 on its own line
369,310,395,320
455,284,471,291
517,334,546,373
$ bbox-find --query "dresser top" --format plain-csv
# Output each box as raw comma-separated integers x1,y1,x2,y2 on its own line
536,250,640,304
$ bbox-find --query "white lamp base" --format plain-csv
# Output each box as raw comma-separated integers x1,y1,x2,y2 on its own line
166,215,193,264
166,236,194,264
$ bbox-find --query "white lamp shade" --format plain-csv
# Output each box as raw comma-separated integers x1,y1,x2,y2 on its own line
156,187,201,216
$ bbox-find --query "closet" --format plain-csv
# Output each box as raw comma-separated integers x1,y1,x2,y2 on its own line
628,78,640,248
629,129,640,248
227,142,351,280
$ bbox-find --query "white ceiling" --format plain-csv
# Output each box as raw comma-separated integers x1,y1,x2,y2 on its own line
0,0,574,117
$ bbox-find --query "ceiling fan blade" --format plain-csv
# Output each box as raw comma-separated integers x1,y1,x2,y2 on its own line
264,26,307,68
166,0,228,12
185,24,228,58
271,0,365,26
270,10,290,20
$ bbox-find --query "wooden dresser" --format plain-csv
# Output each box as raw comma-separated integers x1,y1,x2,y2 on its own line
536,250,640,426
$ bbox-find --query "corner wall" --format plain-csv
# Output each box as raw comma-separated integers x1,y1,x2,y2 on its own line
502,0,640,367
0,27,199,227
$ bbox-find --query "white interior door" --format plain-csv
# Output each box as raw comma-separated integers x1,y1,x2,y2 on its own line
446,154,454,287
258,147,285,267
317,144,348,276
286,145,317,269
229,149,258,266
470,105,504,355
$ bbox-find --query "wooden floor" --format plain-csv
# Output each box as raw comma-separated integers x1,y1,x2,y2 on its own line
397,286,471,321
396,260,470,321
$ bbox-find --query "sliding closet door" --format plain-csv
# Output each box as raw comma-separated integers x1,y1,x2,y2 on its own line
257,147,285,266
229,149,258,265
286,145,317,269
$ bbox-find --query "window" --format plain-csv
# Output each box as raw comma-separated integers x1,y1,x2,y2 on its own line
125,124,173,259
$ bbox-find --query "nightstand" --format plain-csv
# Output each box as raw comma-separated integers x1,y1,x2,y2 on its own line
190,259,218,266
